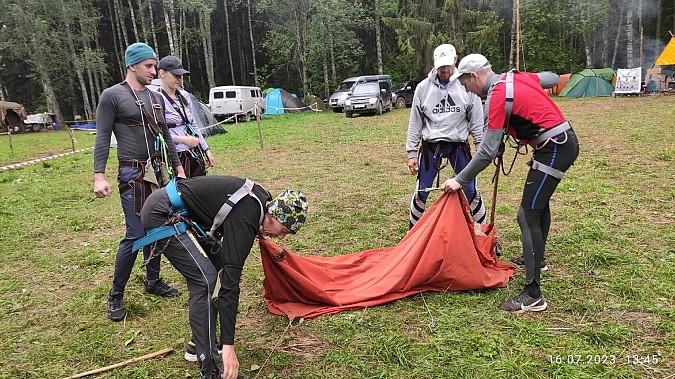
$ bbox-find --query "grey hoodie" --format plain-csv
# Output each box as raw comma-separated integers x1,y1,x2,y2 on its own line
406,68,483,159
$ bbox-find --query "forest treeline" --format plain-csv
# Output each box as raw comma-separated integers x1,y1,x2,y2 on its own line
0,0,673,125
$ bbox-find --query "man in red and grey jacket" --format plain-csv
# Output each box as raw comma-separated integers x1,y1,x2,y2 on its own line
442,54,579,313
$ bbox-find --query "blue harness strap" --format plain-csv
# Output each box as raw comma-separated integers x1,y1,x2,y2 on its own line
132,178,187,251
133,221,189,251
133,178,264,252
166,178,187,216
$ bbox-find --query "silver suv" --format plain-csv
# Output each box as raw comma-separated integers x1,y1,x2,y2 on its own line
344,81,393,118
328,75,392,112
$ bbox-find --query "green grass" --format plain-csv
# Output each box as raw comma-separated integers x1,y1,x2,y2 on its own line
0,96,674,378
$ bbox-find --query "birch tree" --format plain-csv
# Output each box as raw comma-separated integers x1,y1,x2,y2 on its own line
127,0,141,41
163,0,178,56
374,0,383,74
626,3,634,67
223,0,236,84
199,3,216,88
247,0,258,86
147,0,160,49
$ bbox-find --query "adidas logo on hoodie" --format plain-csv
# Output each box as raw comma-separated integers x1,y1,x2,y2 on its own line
432,94,462,114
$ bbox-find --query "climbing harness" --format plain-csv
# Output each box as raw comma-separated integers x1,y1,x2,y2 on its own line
122,82,174,186
133,178,265,259
494,71,572,180
161,89,210,171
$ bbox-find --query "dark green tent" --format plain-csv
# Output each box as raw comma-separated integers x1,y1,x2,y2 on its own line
559,68,616,98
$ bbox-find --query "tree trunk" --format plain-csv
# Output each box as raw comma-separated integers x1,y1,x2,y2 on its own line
323,58,330,99
168,0,178,55
138,0,149,43
611,7,624,68
293,0,309,95
127,0,140,41
238,11,247,84
223,0,236,84
200,9,215,88
509,0,516,68
626,6,634,67
247,0,258,86
655,0,661,59
329,29,336,85
114,0,129,47
68,79,77,118
30,34,69,149
108,0,124,78
79,14,98,114
0,80,6,101
601,19,609,67
515,0,520,70
178,8,184,59
148,0,159,49
375,0,383,75
163,0,176,54
638,0,643,68
87,66,97,112
66,36,93,120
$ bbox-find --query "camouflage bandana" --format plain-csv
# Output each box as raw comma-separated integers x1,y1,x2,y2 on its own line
268,189,308,233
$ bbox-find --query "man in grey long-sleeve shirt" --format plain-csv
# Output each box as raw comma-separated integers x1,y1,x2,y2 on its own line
406,44,486,229
93,42,186,321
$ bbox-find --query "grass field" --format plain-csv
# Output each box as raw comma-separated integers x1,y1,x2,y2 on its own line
0,96,673,379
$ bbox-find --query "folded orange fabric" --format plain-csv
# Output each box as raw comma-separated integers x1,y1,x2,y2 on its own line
260,192,515,319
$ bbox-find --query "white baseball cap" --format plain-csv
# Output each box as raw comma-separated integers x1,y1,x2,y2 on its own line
433,44,457,69
450,53,492,81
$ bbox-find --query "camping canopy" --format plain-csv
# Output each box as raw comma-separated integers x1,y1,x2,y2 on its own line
264,88,308,115
559,68,616,98
655,37,675,66
260,192,515,320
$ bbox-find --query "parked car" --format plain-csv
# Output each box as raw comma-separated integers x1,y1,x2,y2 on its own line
344,80,393,118
328,75,392,112
391,80,420,108
208,85,264,122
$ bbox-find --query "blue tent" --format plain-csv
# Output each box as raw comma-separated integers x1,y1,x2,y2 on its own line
264,88,308,115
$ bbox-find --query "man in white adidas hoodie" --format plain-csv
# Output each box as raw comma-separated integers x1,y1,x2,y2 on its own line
406,44,486,229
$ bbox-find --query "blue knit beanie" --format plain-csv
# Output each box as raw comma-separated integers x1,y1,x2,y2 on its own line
125,42,158,68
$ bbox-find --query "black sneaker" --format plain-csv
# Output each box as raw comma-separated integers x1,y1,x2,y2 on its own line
185,341,223,363
107,292,126,321
498,290,548,312
144,278,181,297
510,255,548,271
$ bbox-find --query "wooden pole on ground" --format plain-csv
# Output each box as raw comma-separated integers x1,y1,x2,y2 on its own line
7,131,14,158
256,102,264,149
63,347,173,379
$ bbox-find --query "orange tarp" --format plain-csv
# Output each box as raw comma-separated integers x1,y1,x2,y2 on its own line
260,192,516,320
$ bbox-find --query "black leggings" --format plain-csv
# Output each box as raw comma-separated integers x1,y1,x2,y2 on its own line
518,130,579,296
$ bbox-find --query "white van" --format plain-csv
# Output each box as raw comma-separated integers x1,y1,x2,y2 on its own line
209,86,264,122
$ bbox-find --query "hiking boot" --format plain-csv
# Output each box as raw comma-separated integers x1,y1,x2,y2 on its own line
185,341,223,363
144,278,181,297
510,255,548,271
498,290,548,312
107,292,126,321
